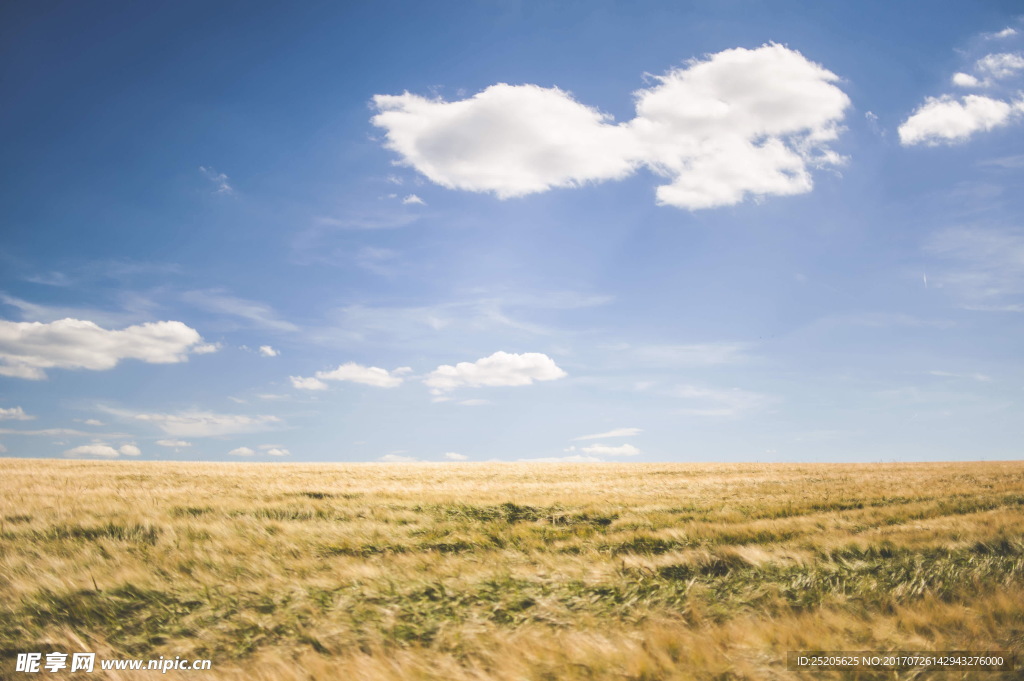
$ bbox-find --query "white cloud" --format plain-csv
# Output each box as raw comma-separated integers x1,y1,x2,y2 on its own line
192,343,221,354
989,27,1018,39
0,406,33,421
573,427,641,440
516,455,602,463
155,439,192,448
899,95,1017,145
258,444,290,456
289,362,408,390
568,443,640,456
976,52,1024,80
952,72,981,88
78,419,104,426
123,409,281,437
673,385,772,417
929,370,992,382
0,427,130,438
0,318,209,380
372,44,850,210
119,444,141,456
424,351,567,393
378,453,418,462
228,446,255,456
290,375,328,391
199,166,233,194
64,444,121,458
315,362,405,388
443,452,468,460
258,345,279,357
402,194,425,205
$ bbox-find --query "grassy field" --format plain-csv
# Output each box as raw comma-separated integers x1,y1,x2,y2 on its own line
1,459,1022,680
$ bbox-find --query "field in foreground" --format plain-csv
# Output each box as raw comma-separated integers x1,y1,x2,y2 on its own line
1,460,1023,680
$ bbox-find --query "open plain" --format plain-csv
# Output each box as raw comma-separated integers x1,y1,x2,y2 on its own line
1,459,1023,680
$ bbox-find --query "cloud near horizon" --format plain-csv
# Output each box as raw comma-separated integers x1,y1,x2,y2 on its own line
372,43,850,210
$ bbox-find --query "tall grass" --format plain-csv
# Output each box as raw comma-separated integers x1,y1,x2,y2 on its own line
1,459,1022,679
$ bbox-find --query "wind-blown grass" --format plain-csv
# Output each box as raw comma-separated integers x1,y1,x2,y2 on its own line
1,459,1022,679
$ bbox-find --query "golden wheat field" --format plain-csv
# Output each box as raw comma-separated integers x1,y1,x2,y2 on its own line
1,459,1023,680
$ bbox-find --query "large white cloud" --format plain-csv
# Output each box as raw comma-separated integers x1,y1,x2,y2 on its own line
373,83,639,199
372,44,850,210
424,351,567,393
0,318,210,380
899,95,1019,145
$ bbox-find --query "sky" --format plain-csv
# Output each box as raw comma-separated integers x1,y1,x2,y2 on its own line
1,0,1023,463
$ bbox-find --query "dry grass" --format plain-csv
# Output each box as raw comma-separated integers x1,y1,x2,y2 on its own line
1,459,1022,680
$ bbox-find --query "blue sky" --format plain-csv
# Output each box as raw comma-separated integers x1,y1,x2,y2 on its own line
2,0,1023,463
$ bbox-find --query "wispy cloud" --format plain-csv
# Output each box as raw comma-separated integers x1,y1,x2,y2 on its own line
565,443,640,456
516,455,602,463
182,290,299,332
573,427,640,440
673,385,773,417
925,226,1024,311
104,408,282,438
199,166,233,194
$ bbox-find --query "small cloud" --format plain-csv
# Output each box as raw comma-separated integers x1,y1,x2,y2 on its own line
199,166,233,194
402,194,426,205
573,427,640,441
193,342,221,354
74,418,105,426
303,362,406,388
64,444,121,458
258,345,279,357
0,406,34,421
155,439,192,448
386,174,404,185
119,444,141,456
290,375,328,391
258,444,290,456
443,452,468,460
929,370,992,382
379,453,418,462
228,446,255,456
952,72,981,87
988,27,1018,39
517,455,602,463
573,443,640,456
